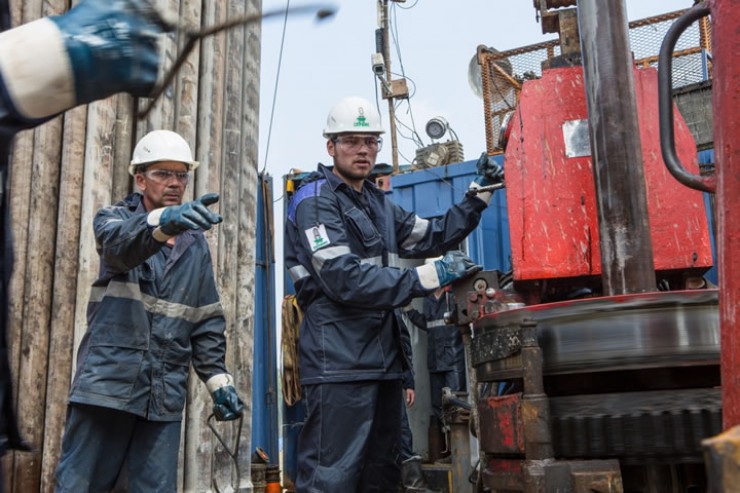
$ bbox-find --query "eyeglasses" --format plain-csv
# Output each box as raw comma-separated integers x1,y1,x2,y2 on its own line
333,135,383,152
144,169,190,184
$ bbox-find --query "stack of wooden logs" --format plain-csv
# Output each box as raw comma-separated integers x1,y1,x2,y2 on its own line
4,0,260,491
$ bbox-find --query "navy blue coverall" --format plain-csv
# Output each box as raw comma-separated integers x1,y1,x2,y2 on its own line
54,193,230,492
285,163,487,492
407,292,467,421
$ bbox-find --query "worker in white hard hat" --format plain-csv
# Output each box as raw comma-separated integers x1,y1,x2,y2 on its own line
0,2,168,483
285,96,504,492
54,130,244,492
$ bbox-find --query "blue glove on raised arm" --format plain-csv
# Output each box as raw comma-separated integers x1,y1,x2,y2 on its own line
415,250,482,290
469,152,504,204
0,0,164,120
148,193,223,240
474,151,505,187
207,374,245,422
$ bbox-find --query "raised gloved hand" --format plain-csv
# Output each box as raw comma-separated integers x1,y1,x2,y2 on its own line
474,151,505,187
207,374,245,422
148,193,223,239
469,152,504,205
0,0,164,120
415,250,482,290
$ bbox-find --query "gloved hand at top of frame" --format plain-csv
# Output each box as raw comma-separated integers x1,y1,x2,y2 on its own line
415,250,482,291
0,0,164,120
148,193,223,241
207,374,245,422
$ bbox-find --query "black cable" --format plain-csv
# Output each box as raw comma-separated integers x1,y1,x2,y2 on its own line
261,0,292,174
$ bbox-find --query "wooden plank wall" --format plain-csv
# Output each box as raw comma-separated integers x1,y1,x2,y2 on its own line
3,0,260,491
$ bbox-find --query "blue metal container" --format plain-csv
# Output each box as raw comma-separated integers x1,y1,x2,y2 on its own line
390,158,511,272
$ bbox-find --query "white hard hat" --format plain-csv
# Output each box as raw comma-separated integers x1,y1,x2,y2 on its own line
129,130,200,176
323,96,385,137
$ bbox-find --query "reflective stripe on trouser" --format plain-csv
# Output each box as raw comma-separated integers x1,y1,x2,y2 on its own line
297,380,402,493
54,403,181,493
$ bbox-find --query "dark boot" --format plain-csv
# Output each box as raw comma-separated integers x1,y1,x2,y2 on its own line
400,456,439,493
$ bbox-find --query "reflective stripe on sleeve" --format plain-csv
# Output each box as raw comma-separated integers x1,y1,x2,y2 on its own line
427,319,447,328
311,245,351,271
288,264,310,283
400,216,430,251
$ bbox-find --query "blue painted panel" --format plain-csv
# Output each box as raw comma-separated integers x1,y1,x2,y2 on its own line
391,158,511,272
698,149,718,285
252,174,279,463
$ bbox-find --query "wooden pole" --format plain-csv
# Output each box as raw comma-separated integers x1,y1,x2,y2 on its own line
211,0,245,487
6,0,41,488
184,1,227,490
234,1,261,486
39,105,88,493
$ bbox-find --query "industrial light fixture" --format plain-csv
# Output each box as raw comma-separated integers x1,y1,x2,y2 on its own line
425,116,449,141
415,116,464,169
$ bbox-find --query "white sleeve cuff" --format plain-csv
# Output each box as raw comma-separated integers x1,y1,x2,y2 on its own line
415,263,441,291
469,181,493,204
0,18,75,119
147,208,173,242
206,373,234,393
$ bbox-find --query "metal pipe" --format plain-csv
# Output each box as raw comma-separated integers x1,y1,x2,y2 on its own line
709,0,740,430
657,2,715,193
577,0,656,295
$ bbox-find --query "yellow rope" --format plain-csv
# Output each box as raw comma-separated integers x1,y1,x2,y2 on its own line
281,295,303,405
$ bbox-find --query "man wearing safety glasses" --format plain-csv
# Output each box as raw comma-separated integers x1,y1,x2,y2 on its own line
285,96,504,492
54,130,244,492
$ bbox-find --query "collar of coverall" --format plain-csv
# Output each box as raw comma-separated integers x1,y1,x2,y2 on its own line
317,162,381,195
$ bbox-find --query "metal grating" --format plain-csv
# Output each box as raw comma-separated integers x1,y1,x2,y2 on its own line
479,9,712,155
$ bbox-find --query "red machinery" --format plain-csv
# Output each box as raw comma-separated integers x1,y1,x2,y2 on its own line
445,1,732,491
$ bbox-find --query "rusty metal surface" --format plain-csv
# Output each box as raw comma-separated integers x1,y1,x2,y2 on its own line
549,388,721,459
502,67,712,284
579,0,656,294
709,0,740,431
471,290,719,377
703,425,740,493
478,394,525,454
482,458,623,492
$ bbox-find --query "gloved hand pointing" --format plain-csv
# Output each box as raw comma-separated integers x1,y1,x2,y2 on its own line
207,374,245,422
415,250,482,290
148,193,223,239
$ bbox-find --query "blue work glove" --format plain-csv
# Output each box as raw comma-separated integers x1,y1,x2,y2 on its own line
0,0,164,119
207,374,245,422
415,250,482,290
155,193,223,237
474,151,505,187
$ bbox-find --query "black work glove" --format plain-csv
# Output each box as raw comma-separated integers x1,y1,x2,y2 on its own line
474,151,505,187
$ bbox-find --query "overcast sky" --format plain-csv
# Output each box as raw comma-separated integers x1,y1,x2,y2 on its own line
258,0,695,293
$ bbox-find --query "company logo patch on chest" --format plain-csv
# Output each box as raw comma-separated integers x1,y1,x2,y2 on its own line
306,224,331,252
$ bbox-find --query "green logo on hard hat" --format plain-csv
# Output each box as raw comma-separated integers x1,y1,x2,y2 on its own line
354,107,370,128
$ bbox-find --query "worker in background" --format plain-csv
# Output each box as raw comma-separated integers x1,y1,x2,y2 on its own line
53,130,244,492
0,1,167,490
406,285,466,457
285,95,504,492
399,317,439,493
